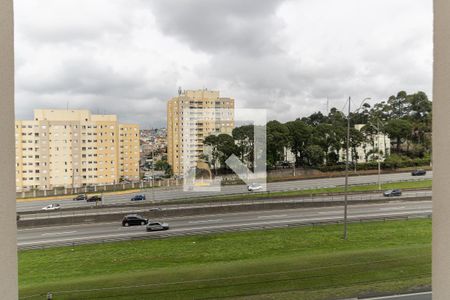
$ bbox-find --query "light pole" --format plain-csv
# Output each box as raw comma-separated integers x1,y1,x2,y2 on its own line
368,119,384,190
151,149,155,202
344,97,371,240
378,156,381,190
344,97,350,240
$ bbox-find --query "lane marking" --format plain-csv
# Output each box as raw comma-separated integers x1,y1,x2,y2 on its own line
18,210,432,247
365,291,431,299
257,214,287,219
17,201,432,233
41,231,77,237
378,206,406,211
188,219,223,224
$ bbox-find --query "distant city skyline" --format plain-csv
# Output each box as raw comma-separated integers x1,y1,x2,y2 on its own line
14,0,432,127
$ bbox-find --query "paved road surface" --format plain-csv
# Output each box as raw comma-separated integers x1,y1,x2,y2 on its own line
363,291,431,299
17,171,432,212
19,189,432,221
17,200,431,249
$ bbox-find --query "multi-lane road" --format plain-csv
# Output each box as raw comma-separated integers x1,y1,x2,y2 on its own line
363,292,431,300
17,171,432,212
18,199,432,249
19,189,432,221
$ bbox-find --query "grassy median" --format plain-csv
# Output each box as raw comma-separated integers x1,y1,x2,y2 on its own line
19,218,431,300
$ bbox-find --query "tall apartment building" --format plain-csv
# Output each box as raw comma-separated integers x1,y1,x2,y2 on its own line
167,89,235,175
15,109,140,191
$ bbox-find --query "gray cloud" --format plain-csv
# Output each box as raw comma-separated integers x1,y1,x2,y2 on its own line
14,0,136,44
14,0,432,128
147,0,285,56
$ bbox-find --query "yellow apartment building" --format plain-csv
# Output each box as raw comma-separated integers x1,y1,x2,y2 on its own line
167,89,235,176
15,109,140,191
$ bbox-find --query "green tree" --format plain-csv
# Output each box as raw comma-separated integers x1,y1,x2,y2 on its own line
328,108,347,127
232,125,254,168
154,160,172,176
267,121,290,167
204,134,239,172
285,120,312,167
384,119,413,153
343,128,366,164
349,103,371,125
204,135,220,174
310,123,344,162
305,145,325,166
301,111,328,126
216,134,239,169
407,91,432,155
409,91,432,121
387,91,409,118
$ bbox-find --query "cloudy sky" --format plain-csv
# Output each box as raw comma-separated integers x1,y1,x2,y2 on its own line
14,0,432,128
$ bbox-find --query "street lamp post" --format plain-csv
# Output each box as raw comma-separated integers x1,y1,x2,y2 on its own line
344,97,350,240
378,157,381,190
366,119,384,190
344,97,371,240
152,149,155,202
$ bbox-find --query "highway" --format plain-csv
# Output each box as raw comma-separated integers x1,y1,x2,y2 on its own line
363,292,431,299
19,189,432,221
17,199,432,249
16,171,432,212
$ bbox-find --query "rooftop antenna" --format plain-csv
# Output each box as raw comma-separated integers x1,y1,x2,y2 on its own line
178,86,182,96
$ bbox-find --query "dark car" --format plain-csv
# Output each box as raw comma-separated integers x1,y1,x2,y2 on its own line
146,222,169,231
122,214,148,227
131,194,146,201
383,189,402,197
73,194,87,201
87,195,102,202
411,169,427,176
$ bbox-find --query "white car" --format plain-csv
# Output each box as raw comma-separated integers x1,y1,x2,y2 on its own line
248,183,263,192
42,204,61,211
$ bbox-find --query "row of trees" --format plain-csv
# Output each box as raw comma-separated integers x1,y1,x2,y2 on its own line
203,91,432,172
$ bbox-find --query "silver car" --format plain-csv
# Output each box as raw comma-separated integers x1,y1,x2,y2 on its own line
146,222,169,232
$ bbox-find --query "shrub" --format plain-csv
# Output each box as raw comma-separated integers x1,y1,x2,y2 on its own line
318,155,430,172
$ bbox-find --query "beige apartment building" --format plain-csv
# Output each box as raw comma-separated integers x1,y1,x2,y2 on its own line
167,89,235,176
15,109,140,191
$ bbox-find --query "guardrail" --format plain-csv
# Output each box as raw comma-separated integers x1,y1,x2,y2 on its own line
18,213,432,251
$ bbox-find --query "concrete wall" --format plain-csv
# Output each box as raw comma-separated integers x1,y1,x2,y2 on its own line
0,0,19,298
434,0,450,298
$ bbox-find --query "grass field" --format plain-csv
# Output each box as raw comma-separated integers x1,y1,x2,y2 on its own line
19,218,431,300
